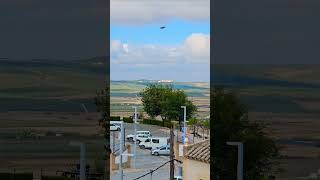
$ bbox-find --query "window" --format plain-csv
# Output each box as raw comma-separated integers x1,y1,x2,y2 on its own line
160,147,166,150
152,139,159,143
145,139,150,142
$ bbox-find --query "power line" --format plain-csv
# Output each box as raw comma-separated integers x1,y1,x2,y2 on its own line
132,159,182,180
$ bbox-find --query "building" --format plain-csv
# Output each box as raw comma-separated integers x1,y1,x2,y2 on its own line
183,140,210,180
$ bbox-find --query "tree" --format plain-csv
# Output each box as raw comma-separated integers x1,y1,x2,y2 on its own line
212,87,281,180
139,84,197,125
139,84,172,119
94,86,109,140
94,86,110,178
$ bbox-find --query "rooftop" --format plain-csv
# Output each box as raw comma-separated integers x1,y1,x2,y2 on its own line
184,140,210,163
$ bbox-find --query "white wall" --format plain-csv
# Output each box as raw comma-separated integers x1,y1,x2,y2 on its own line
183,158,210,180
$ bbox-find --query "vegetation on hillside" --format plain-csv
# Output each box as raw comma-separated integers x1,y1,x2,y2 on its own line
211,87,281,179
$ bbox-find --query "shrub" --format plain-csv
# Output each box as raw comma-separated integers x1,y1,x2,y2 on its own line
123,117,133,123
0,173,33,180
42,176,73,180
142,119,173,128
110,116,121,121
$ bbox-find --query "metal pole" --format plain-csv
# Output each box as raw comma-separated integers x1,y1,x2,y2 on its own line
80,143,86,180
150,170,153,180
119,121,123,180
226,142,243,180
169,128,174,180
181,106,186,144
238,143,244,180
133,106,137,169
113,131,115,152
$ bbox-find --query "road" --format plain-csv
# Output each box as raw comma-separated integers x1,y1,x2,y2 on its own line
110,122,183,180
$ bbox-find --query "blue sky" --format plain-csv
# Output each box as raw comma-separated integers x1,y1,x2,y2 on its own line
110,0,210,82
111,20,210,45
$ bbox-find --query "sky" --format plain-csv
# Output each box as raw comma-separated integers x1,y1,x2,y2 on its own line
0,0,108,60
214,0,320,64
110,0,210,82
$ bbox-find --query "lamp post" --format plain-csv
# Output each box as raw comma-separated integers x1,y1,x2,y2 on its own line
180,106,187,144
69,141,86,180
119,121,124,180
226,142,243,180
132,106,138,169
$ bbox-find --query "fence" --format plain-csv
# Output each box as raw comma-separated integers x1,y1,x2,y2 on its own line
0,167,105,180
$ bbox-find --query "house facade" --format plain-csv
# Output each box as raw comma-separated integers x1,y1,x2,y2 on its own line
183,140,210,180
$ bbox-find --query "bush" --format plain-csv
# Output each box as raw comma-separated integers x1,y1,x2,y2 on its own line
0,173,33,180
142,119,173,128
123,117,133,123
110,116,121,121
42,176,73,180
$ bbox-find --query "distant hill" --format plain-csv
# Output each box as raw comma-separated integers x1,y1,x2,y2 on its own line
110,80,209,98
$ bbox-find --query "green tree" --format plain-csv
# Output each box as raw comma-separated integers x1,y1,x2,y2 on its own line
139,84,172,119
139,84,197,125
212,87,281,180
94,86,110,179
94,86,109,139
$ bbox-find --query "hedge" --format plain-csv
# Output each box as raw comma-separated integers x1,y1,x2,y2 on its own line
42,176,73,180
123,117,133,123
142,119,173,128
0,173,33,180
110,116,121,121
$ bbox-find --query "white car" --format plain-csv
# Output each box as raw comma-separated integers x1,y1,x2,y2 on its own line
139,137,169,150
151,145,170,156
174,176,182,180
126,131,151,142
110,123,120,131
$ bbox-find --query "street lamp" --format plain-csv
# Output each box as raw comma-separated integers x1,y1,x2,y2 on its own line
226,142,243,180
180,106,187,144
132,106,138,169
69,141,86,180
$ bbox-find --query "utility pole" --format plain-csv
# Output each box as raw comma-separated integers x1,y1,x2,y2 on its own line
170,128,174,180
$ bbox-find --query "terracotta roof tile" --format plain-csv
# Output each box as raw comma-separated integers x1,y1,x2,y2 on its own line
184,140,210,163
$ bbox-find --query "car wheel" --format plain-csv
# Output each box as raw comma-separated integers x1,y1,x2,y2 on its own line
127,137,133,142
117,127,120,131
140,145,145,149
137,140,141,144
155,152,159,156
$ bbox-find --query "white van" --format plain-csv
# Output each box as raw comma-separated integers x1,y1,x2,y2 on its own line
110,121,122,127
139,137,169,150
126,131,151,142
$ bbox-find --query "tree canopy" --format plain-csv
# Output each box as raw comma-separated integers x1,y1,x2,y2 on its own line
139,84,197,122
212,87,281,180
94,86,109,140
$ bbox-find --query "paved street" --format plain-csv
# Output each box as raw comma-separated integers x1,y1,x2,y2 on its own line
110,123,183,180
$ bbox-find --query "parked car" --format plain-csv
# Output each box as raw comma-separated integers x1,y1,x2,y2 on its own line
139,137,169,150
110,121,122,127
174,176,182,180
110,123,120,131
126,131,151,142
151,145,170,156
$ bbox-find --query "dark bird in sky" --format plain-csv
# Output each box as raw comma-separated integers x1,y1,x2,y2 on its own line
160,26,166,29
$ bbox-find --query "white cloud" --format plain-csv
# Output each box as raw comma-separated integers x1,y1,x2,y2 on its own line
111,33,210,66
111,0,210,25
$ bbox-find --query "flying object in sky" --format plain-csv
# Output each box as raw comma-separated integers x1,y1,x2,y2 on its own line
160,26,166,29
